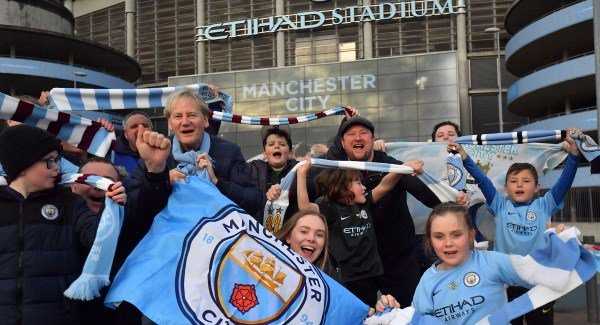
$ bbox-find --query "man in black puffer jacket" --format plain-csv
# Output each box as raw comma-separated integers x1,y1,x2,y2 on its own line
0,125,127,325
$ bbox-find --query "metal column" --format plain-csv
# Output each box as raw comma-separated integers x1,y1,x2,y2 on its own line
197,0,206,74
125,0,136,58
276,0,285,67
363,0,373,59
456,0,471,133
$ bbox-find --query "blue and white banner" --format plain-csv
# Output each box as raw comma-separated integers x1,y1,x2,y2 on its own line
106,176,369,324
386,142,568,237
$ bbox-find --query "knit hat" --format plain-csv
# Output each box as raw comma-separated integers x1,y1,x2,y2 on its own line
0,125,62,181
338,116,375,137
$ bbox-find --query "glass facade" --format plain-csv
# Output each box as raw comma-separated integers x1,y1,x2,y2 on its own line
170,52,459,157
75,1,511,84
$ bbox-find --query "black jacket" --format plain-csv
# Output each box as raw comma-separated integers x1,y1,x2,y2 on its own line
131,134,261,216
111,134,140,176
247,159,298,222
0,186,98,325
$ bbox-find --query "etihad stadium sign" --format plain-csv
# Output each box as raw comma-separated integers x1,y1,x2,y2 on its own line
196,0,462,41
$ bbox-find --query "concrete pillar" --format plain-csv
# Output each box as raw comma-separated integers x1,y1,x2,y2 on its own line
363,0,373,59
456,0,471,134
594,0,600,139
276,0,285,67
64,0,73,13
196,0,206,74
126,0,136,58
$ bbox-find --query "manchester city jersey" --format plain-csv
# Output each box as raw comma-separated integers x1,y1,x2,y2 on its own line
413,250,528,324
490,191,557,255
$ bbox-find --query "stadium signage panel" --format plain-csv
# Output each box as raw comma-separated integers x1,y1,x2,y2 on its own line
196,0,460,41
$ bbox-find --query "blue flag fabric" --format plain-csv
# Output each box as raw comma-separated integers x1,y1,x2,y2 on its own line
106,176,369,324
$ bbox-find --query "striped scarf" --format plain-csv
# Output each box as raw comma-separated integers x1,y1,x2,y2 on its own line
60,173,125,301
49,84,233,113
263,158,457,233
48,85,350,125
0,92,115,157
455,129,600,172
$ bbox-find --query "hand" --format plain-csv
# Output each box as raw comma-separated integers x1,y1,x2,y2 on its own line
137,126,171,173
97,118,115,132
343,106,358,118
297,159,311,177
448,142,467,160
373,139,386,152
208,84,220,97
548,222,567,233
456,191,469,206
196,153,218,184
372,294,400,314
562,131,580,156
169,169,186,184
38,91,50,106
404,160,424,175
106,181,127,205
266,184,282,201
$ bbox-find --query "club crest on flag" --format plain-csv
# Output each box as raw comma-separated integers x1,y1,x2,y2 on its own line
446,162,464,188
176,207,328,325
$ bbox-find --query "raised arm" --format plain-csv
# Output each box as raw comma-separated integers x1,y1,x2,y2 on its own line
297,160,320,212
450,143,496,204
372,160,423,203
550,136,580,204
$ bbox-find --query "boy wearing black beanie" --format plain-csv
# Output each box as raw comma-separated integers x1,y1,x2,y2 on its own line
0,125,126,325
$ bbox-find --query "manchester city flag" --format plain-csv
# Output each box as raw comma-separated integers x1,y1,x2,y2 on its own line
105,176,369,324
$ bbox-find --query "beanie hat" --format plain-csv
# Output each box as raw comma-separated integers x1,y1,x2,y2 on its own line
0,125,62,182
338,116,375,137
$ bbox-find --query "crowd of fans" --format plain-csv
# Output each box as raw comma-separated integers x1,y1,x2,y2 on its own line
0,88,582,325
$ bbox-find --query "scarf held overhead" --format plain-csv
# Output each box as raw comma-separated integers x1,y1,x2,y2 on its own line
0,92,115,157
49,83,234,113
262,158,457,234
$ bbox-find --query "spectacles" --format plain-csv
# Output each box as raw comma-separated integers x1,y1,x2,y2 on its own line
41,156,61,169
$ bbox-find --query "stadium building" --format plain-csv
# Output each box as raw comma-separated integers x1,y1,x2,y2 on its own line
0,0,140,97
69,0,600,228
504,0,600,227
73,0,523,155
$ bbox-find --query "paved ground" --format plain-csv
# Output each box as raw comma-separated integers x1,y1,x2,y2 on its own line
556,310,599,324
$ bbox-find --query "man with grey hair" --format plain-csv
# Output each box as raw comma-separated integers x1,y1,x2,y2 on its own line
131,88,262,215
112,112,153,175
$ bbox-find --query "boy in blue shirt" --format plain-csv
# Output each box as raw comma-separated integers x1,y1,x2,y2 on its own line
450,133,580,325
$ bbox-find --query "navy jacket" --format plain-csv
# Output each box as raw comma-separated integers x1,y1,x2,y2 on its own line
111,134,140,176
0,186,98,325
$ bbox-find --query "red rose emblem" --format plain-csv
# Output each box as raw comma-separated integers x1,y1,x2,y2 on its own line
229,283,259,313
